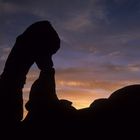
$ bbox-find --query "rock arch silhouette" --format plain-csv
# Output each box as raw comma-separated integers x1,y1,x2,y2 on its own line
0,20,60,126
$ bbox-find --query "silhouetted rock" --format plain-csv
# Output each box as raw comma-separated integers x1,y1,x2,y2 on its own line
19,65,76,139
107,85,140,126
87,84,140,138
22,85,140,139
23,99,77,139
0,20,60,136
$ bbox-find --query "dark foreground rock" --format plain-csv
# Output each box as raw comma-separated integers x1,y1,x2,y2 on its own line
20,85,140,139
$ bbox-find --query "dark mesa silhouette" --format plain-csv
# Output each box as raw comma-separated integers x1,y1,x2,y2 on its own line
0,21,60,124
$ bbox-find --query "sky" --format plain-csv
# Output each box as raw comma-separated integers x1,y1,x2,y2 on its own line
1,0,140,116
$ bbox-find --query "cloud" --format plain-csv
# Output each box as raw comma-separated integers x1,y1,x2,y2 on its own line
0,2,20,14
62,12,91,32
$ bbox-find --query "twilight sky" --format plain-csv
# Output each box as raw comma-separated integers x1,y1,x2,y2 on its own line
0,0,140,114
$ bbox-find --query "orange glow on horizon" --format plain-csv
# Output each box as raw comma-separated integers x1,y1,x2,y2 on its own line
22,69,140,118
